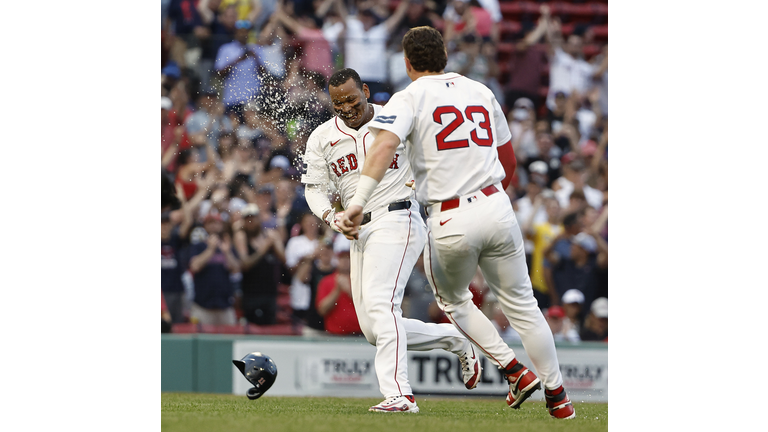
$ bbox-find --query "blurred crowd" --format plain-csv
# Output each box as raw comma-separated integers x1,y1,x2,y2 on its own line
161,0,608,343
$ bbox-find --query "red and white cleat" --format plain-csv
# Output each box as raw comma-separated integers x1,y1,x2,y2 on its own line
545,385,576,419
504,359,542,409
368,395,420,413
459,344,482,390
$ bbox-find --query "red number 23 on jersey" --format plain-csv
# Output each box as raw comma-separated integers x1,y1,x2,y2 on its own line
432,105,493,151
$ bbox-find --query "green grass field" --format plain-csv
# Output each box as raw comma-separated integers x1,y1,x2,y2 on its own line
162,393,608,432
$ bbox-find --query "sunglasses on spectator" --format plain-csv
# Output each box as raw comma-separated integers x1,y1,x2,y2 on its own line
236,20,252,30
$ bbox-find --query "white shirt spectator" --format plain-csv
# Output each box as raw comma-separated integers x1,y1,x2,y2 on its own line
546,47,595,110
344,17,389,83
284,235,319,310
554,177,604,210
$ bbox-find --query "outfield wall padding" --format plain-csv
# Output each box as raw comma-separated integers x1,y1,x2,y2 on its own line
161,334,608,402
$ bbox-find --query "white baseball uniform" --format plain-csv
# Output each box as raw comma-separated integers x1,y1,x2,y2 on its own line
301,104,472,399
369,72,565,390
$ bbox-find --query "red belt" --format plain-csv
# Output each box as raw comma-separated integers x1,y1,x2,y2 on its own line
439,184,500,212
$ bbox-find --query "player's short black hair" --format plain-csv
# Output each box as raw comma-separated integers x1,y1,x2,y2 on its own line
402,26,447,73
329,68,363,90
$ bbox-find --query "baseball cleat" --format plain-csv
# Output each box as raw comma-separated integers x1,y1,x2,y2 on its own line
368,395,420,413
504,360,541,409
545,386,576,419
459,344,482,390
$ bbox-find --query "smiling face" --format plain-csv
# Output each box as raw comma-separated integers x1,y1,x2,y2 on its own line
329,78,372,129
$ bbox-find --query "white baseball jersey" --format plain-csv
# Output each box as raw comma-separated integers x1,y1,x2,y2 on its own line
301,104,414,212
368,72,512,206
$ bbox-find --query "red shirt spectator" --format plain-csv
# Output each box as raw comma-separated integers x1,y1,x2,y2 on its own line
315,250,361,335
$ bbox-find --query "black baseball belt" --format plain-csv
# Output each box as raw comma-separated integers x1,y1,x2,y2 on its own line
360,201,412,225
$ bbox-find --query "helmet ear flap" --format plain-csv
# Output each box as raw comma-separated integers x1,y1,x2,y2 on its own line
246,387,262,400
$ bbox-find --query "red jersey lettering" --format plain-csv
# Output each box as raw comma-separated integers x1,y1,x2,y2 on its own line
347,154,358,170
337,157,349,173
330,162,342,177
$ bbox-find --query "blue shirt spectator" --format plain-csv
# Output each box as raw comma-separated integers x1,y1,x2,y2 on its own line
214,20,263,110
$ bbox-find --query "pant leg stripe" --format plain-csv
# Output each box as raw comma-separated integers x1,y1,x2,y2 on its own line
389,208,413,396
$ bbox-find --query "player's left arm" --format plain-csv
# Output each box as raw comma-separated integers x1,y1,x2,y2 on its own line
497,140,516,190
492,97,516,189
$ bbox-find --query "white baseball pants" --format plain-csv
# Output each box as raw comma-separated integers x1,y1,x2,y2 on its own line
423,184,564,390
350,200,470,399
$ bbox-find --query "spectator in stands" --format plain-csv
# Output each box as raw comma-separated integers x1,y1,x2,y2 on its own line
214,19,264,122
199,0,262,28
234,203,287,325
285,212,326,324
254,183,280,230
196,4,238,90
503,5,549,112
188,213,241,325
198,182,240,223
339,0,410,97
162,180,209,323
511,131,562,193
544,14,596,111
303,237,338,334
162,209,189,324
553,154,604,211
316,236,362,335
221,135,262,184
389,0,438,50
580,297,608,342
592,45,608,119
545,305,579,343
274,177,303,236
273,0,335,80
507,97,538,163
522,191,562,309
546,231,607,309
443,0,497,48
166,0,209,69
173,141,218,201
161,96,183,172
166,80,195,154
185,88,233,155
546,91,567,135
561,288,585,337
514,160,550,224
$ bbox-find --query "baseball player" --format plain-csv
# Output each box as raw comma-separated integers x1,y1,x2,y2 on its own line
340,27,576,419
300,68,482,413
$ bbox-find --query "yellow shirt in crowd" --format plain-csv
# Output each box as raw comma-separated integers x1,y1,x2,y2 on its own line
530,222,562,294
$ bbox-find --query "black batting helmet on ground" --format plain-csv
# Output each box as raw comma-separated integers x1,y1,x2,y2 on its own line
232,352,278,400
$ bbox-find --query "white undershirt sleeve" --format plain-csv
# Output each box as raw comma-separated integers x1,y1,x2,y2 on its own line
304,183,335,223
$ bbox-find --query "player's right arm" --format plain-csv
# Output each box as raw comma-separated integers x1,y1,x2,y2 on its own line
301,128,341,231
